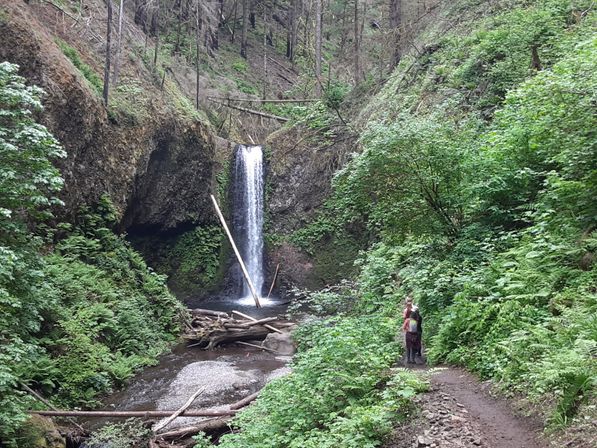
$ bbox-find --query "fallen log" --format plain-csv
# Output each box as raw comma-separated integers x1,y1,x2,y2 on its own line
190,308,230,318
158,417,231,439
229,391,261,410
20,383,86,433
232,310,283,334
208,100,290,122
153,386,206,432
30,410,236,418
235,341,280,354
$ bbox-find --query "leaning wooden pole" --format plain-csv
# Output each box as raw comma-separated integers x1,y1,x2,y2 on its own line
210,194,261,308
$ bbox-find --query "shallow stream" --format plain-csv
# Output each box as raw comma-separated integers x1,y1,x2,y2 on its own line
85,297,291,432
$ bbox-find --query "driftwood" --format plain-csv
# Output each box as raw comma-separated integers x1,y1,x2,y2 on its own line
232,310,283,334
31,410,235,418
190,308,229,318
208,100,290,122
207,96,316,103
229,391,261,410
157,417,231,439
153,386,206,432
21,383,86,433
185,309,286,349
211,195,262,308
266,263,280,299
235,341,279,354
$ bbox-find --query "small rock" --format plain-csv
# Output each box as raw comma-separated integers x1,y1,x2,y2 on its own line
450,415,467,423
417,435,433,446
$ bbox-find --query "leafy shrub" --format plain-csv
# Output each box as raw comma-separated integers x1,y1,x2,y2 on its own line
55,38,103,93
217,314,427,448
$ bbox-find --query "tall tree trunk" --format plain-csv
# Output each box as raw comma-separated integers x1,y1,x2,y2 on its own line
240,0,248,58
196,0,201,108
231,0,238,43
262,6,268,99
389,0,402,69
354,0,361,85
249,0,256,28
286,0,294,59
174,0,183,53
315,0,322,95
103,0,113,105
112,0,125,86
338,1,347,58
153,0,160,66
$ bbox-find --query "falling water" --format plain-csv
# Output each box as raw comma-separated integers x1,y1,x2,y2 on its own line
232,145,265,301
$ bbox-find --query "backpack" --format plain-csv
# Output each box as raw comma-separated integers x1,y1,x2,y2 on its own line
407,318,418,333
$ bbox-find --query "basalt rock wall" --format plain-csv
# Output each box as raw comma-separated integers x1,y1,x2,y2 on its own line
0,2,217,235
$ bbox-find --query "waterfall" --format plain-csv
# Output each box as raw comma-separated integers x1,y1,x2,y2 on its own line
232,144,265,300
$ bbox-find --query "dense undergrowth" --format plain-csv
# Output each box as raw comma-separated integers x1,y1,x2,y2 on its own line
210,284,428,448
0,62,183,446
270,0,595,434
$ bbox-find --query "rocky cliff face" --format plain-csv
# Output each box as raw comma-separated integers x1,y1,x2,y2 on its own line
0,2,217,234
265,123,358,290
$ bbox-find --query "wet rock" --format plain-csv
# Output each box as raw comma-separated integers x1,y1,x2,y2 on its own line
263,331,296,355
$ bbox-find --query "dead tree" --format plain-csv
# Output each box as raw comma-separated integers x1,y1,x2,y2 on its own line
103,0,113,105
240,0,249,58
389,0,402,69
112,0,125,86
354,0,361,85
315,0,322,95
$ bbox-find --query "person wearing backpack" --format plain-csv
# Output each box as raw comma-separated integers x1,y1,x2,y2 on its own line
403,308,421,364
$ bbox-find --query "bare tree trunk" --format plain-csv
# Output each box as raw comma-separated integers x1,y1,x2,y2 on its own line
262,6,268,99
315,0,322,95
240,0,248,58
231,0,238,43
103,0,113,105
174,0,183,53
286,0,294,59
249,0,256,28
153,0,160,66
196,0,201,109
354,0,361,85
389,0,402,69
112,0,125,86
338,1,348,58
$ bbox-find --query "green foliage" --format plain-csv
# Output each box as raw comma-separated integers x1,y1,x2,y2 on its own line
288,280,358,317
299,0,597,431
168,225,225,293
0,62,182,444
217,314,427,448
0,62,66,443
232,59,249,73
234,78,258,95
85,419,152,448
109,79,151,126
55,38,103,93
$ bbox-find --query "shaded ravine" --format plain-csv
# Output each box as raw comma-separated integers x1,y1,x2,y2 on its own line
385,366,545,448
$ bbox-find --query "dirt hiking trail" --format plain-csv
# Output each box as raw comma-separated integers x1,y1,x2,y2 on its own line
384,366,546,448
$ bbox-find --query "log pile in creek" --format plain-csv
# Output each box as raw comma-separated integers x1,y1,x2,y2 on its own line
184,308,290,350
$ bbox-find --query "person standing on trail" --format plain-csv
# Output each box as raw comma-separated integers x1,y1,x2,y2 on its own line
403,296,416,319
403,296,423,358
403,308,421,364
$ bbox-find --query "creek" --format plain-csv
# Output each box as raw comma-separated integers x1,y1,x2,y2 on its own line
83,145,288,438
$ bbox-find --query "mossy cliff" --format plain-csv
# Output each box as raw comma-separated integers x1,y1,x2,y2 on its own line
0,2,217,233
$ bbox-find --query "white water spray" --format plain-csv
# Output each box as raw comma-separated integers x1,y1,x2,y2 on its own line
234,145,266,303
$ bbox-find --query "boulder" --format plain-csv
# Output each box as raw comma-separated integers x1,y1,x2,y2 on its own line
17,415,66,448
262,331,296,355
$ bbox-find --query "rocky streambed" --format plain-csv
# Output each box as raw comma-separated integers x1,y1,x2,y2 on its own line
82,299,293,442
